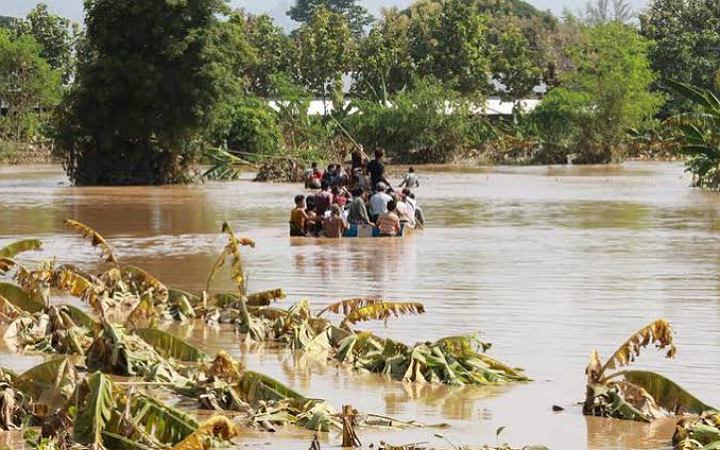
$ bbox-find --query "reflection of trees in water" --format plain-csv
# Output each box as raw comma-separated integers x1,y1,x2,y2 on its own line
584,415,676,450
384,383,508,421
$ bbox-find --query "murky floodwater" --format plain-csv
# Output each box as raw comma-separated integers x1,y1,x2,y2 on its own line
1,162,718,450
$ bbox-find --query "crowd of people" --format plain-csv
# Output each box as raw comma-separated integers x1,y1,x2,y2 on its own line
290,148,424,238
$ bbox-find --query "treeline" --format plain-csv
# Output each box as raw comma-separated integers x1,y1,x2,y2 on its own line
0,0,716,183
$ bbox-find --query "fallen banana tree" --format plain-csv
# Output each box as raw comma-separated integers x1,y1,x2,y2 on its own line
673,411,720,450
0,220,527,450
583,319,715,422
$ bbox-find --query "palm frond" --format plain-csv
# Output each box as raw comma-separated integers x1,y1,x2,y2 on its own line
600,319,675,375
0,239,42,258
342,302,425,326
63,219,118,265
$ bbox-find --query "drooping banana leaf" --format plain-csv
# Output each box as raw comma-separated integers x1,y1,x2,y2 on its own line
134,328,208,362
123,266,169,303
0,239,42,258
0,282,43,313
238,371,305,405
64,219,118,265
101,431,156,450
169,288,200,305
317,297,384,316
16,357,78,410
600,319,676,375
206,222,254,294
342,302,425,326
131,394,198,445
61,305,97,329
614,370,714,415
52,269,98,306
73,372,115,447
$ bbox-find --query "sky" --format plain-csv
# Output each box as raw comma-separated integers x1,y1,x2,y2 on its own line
2,0,651,27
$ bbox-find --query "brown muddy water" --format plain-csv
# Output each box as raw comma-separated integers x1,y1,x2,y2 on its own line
1,162,718,450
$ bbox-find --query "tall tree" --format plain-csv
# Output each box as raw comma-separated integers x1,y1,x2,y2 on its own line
15,4,78,83
0,30,61,141
54,0,229,185
534,22,663,163
244,14,298,97
584,0,634,24
408,0,492,95
641,0,720,116
288,0,373,37
352,8,413,101
296,7,355,107
491,22,543,102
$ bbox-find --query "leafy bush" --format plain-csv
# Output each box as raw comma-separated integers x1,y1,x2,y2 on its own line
210,96,282,157
347,77,477,164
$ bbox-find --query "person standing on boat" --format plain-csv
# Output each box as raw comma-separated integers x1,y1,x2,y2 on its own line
367,148,391,190
347,188,370,225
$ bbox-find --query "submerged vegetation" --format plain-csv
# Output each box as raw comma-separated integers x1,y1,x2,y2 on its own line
0,219,530,449
583,319,714,423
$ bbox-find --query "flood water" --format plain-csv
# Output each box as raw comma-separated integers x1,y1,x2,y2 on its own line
1,162,718,450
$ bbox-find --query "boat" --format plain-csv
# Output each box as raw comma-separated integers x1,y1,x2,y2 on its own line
342,223,414,238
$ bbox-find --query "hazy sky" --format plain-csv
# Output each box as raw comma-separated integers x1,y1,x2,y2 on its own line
2,0,651,26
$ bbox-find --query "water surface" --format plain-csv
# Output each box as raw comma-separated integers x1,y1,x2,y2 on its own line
0,162,716,450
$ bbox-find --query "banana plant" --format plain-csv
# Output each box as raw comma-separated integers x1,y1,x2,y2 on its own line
584,319,714,422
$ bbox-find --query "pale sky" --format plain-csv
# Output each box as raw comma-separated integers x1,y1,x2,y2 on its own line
2,0,651,27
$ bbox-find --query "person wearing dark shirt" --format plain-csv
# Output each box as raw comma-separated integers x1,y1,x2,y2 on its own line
367,148,390,189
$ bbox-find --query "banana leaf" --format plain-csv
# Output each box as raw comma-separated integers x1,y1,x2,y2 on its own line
101,431,156,450
0,239,42,258
134,328,208,362
246,289,286,306
342,302,425,325
131,394,198,445
16,357,78,410
62,304,97,329
168,288,200,305
238,371,305,405
73,372,115,447
64,219,118,265
123,266,169,303
600,319,676,375
171,416,239,450
0,282,43,313
615,370,714,415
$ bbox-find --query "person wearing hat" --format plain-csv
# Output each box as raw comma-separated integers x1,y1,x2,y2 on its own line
369,182,392,223
322,204,349,238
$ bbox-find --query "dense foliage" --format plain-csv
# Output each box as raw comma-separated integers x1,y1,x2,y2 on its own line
53,0,228,185
2,0,720,185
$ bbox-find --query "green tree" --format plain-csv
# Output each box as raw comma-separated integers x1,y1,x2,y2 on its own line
352,9,413,101
641,0,720,116
491,23,543,103
296,8,355,107
533,22,664,163
409,0,492,95
54,0,229,185
288,0,373,37
244,14,297,97
16,4,78,83
0,30,61,142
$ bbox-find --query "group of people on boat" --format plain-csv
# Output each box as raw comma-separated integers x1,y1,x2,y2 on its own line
290,148,424,238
